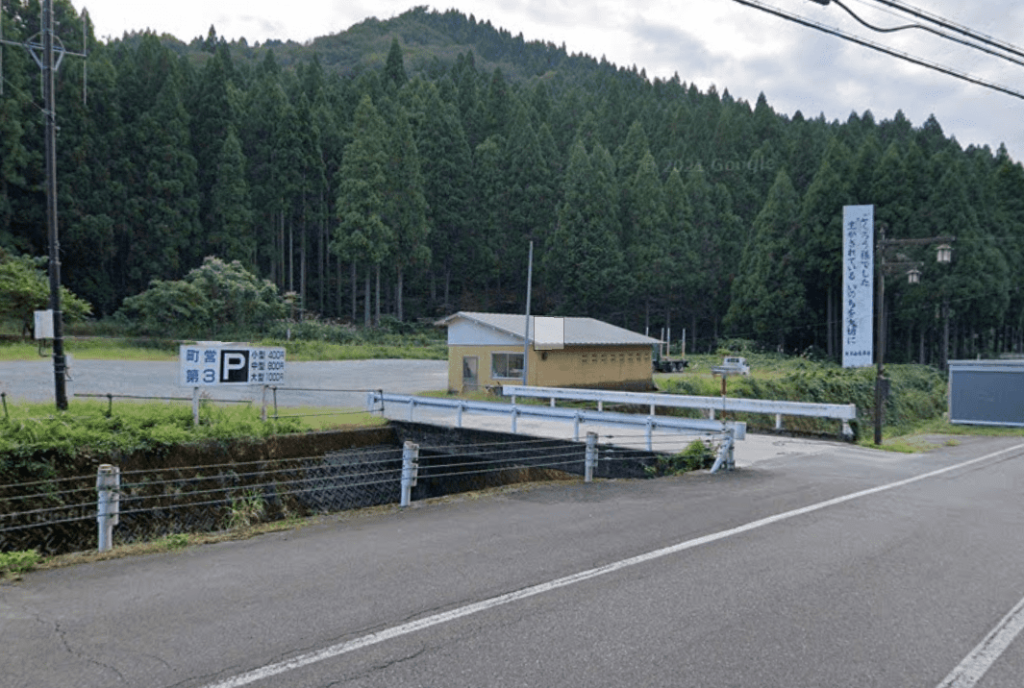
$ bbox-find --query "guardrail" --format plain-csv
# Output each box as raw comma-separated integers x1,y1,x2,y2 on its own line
366,392,745,472
501,385,856,439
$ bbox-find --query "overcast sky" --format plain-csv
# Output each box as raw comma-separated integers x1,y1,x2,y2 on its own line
76,0,1024,162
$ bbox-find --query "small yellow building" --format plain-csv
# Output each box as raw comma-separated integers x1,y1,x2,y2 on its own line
439,311,661,393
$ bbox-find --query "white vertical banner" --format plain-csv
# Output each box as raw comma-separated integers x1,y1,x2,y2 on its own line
843,205,874,368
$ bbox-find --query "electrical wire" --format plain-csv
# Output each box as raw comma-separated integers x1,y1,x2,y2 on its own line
731,0,1024,101
866,0,1024,61
828,0,1024,69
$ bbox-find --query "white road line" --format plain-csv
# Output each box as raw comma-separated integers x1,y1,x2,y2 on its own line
202,443,1024,688
936,594,1024,688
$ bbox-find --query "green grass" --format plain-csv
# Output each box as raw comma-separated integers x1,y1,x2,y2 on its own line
257,338,447,361
267,406,387,430
0,337,447,362
0,339,176,361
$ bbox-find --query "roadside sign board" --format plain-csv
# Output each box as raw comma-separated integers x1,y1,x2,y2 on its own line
178,344,286,386
842,204,874,368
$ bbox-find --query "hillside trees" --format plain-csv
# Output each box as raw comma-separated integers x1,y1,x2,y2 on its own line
726,170,807,350
333,95,391,325
543,140,629,317
0,4,1021,361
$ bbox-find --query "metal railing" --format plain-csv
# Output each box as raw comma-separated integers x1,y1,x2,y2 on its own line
1,434,662,554
501,385,856,439
366,391,744,472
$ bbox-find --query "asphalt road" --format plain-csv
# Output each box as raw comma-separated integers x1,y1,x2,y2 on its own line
0,359,449,408
3,435,1024,688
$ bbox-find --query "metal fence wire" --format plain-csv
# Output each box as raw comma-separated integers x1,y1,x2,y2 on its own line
2,427,676,556
1,447,405,555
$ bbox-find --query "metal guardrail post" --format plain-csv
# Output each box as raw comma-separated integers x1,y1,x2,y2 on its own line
710,433,735,474
96,464,120,552
585,432,597,482
573,411,581,441
457,401,464,428
400,441,419,507
645,416,654,451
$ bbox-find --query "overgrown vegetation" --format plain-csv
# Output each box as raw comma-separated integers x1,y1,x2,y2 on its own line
645,440,716,476
0,400,304,486
225,490,266,530
0,549,40,580
656,352,949,442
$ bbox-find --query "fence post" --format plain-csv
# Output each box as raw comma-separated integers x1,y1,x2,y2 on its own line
400,441,419,507
191,387,201,426
710,431,735,474
261,385,269,422
585,432,597,483
96,464,120,552
1,391,7,420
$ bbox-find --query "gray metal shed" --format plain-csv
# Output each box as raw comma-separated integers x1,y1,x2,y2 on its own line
948,359,1024,427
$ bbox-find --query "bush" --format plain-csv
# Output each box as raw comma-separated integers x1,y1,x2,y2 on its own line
646,440,716,476
0,250,92,336
119,257,285,337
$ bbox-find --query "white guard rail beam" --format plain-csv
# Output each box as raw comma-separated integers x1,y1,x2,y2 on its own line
366,392,744,471
501,385,856,439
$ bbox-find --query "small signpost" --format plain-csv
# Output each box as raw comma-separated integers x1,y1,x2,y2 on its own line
178,343,286,424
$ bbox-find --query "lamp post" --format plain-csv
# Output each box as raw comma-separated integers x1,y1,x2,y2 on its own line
936,244,953,373
874,225,954,445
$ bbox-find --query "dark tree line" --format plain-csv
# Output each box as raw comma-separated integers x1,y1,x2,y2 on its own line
2,2,1024,363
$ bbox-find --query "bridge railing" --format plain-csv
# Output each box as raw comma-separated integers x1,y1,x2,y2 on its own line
500,385,856,440
365,391,745,472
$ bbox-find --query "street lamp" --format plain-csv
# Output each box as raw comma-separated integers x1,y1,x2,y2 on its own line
874,225,955,445
935,244,953,374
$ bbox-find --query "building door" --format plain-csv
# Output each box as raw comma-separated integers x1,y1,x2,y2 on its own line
462,356,479,392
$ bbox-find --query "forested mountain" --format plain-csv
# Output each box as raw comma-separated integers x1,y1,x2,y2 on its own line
2,2,1023,362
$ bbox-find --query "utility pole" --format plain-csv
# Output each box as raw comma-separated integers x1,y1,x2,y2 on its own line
522,241,533,386
42,0,68,410
1,1,88,410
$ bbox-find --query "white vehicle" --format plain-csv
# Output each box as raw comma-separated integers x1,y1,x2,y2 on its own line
713,356,750,376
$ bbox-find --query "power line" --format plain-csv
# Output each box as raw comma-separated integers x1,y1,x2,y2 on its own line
865,0,1024,62
731,0,1024,101
824,0,1024,70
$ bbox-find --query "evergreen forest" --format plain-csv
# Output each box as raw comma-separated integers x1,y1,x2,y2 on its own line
2,2,1023,363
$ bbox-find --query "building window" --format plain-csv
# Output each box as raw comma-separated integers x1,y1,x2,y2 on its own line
492,352,524,379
